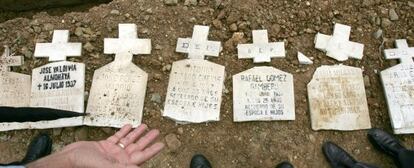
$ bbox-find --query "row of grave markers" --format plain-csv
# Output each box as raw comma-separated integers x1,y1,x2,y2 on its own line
0,23,413,135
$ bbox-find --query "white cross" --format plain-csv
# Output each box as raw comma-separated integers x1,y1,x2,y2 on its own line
384,39,414,64
0,46,23,72
176,25,222,59
315,23,364,61
34,30,82,62
237,30,285,63
104,24,151,63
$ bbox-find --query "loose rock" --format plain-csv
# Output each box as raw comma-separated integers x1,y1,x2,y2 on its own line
110,10,120,15
150,93,162,104
372,29,383,39
164,0,178,5
389,9,399,21
381,18,392,28
83,42,95,52
184,0,198,6
165,133,181,151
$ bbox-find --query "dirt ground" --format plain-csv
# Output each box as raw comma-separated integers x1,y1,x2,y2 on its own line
0,0,414,167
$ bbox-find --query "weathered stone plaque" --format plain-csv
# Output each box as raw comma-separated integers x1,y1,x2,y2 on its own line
31,30,85,113
381,39,414,134
233,30,294,122
308,65,371,130
85,24,150,128
233,67,294,121
163,25,225,123
315,23,364,61
0,46,31,107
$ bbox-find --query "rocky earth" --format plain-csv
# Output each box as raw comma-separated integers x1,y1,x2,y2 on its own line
0,0,414,167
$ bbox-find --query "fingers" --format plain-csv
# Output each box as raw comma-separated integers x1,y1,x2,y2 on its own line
106,124,133,144
130,142,165,165
119,124,148,147
126,129,160,154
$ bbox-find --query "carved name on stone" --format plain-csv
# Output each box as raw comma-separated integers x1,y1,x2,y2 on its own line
85,23,150,128
0,46,30,107
163,59,225,123
381,39,414,134
308,65,371,130
233,66,294,122
31,30,84,113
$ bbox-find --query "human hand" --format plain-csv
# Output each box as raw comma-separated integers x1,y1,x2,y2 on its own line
63,124,164,168
27,124,164,168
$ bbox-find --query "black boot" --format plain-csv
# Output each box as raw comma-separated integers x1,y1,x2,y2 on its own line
367,128,405,160
20,133,52,164
275,161,294,168
323,141,359,168
190,154,212,168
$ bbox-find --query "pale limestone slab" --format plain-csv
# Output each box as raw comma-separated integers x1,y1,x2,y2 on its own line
84,62,147,128
308,65,371,131
163,59,225,123
176,25,221,59
30,61,85,112
0,46,30,107
381,39,414,134
298,52,313,65
233,66,294,122
237,30,285,63
85,23,150,128
315,23,364,61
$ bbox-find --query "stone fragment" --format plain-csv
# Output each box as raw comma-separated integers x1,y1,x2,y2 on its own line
165,133,181,151
297,52,313,65
389,9,399,21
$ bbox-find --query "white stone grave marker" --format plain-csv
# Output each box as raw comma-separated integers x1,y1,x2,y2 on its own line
31,30,84,112
237,30,285,63
23,30,85,129
163,25,225,123
85,24,151,128
381,39,414,134
0,46,31,107
233,30,294,122
233,67,294,121
308,65,371,130
315,23,364,61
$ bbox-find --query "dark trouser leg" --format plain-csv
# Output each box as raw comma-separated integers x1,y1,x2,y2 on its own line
351,162,379,168
398,149,414,168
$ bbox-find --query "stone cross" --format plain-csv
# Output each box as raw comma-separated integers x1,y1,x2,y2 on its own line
315,23,364,61
0,46,23,72
34,30,82,62
384,39,414,64
176,25,222,59
104,24,151,64
237,30,285,63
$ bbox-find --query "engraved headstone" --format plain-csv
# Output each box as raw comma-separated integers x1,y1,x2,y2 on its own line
233,67,294,121
85,24,151,128
233,30,294,122
308,65,371,130
0,46,30,107
163,25,225,123
31,30,84,113
4,29,86,130
315,23,364,61
381,39,414,134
